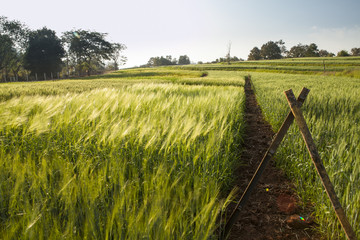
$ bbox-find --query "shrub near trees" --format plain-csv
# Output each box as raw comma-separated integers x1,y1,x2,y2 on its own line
213,56,241,63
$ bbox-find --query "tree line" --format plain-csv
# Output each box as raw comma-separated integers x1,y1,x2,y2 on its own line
144,55,191,67
248,40,360,60
0,16,126,82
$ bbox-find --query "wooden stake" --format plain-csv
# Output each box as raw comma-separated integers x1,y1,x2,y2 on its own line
284,89,357,240
220,87,310,240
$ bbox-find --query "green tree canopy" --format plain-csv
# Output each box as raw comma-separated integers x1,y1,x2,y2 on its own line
147,56,176,67
351,48,360,56
288,44,307,58
214,56,241,63
248,47,261,60
305,43,320,57
260,41,282,60
0,16,29,52
318,49,334,57
0,35,15,74
24,27,65,78
288,43,321,58
0,16,29,80
178,55,190,65
62,30,125,75
337,50,350,57
110,43,127,70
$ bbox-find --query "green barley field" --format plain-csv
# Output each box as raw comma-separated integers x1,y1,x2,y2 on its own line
181,56,360,77
1,57,360,239
0,69,245,239
185,57,360,239
247,72,360,239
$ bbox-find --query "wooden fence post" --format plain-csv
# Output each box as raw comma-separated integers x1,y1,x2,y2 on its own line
220,86,310,240
284,89,357,240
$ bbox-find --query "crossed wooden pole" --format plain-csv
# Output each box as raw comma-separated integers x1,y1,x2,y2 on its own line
220,87,357,240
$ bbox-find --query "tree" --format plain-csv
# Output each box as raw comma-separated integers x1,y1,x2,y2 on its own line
110,43,127,70
0,34,15,78
62,30,125,76
288,43,323,58
248,47,262,60
226,41,232,64
232,56,241,61
305,43,320,57
213,56,241,63
0,16,29,53
351,48,360,56
147,56,176,67
24,27,65,78
260,41,282,60
337,50,350,57
178,55,190,65
288,44,307,58
0,16,29,80
276,39,287,56
319,49,334,57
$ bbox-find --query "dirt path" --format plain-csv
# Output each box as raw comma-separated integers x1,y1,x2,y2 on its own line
225,77,320,240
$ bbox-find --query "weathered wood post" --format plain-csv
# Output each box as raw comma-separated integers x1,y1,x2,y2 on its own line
284,89,357,240
220,85,310,240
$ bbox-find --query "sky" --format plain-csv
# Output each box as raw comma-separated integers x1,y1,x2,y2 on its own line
1,0,360,68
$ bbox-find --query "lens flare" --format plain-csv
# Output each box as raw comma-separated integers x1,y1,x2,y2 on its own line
73,32,80,39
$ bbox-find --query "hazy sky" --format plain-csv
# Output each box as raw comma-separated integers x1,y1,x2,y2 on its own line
2,0,360,67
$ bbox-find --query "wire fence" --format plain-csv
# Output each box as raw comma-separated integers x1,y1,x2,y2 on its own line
1,70,109,83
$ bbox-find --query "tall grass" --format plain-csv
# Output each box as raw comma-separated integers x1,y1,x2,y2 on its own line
247,72,360,239
0,83,245,239
0,69,245,102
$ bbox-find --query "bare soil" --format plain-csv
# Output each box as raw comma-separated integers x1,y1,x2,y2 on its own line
223,77,321,240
